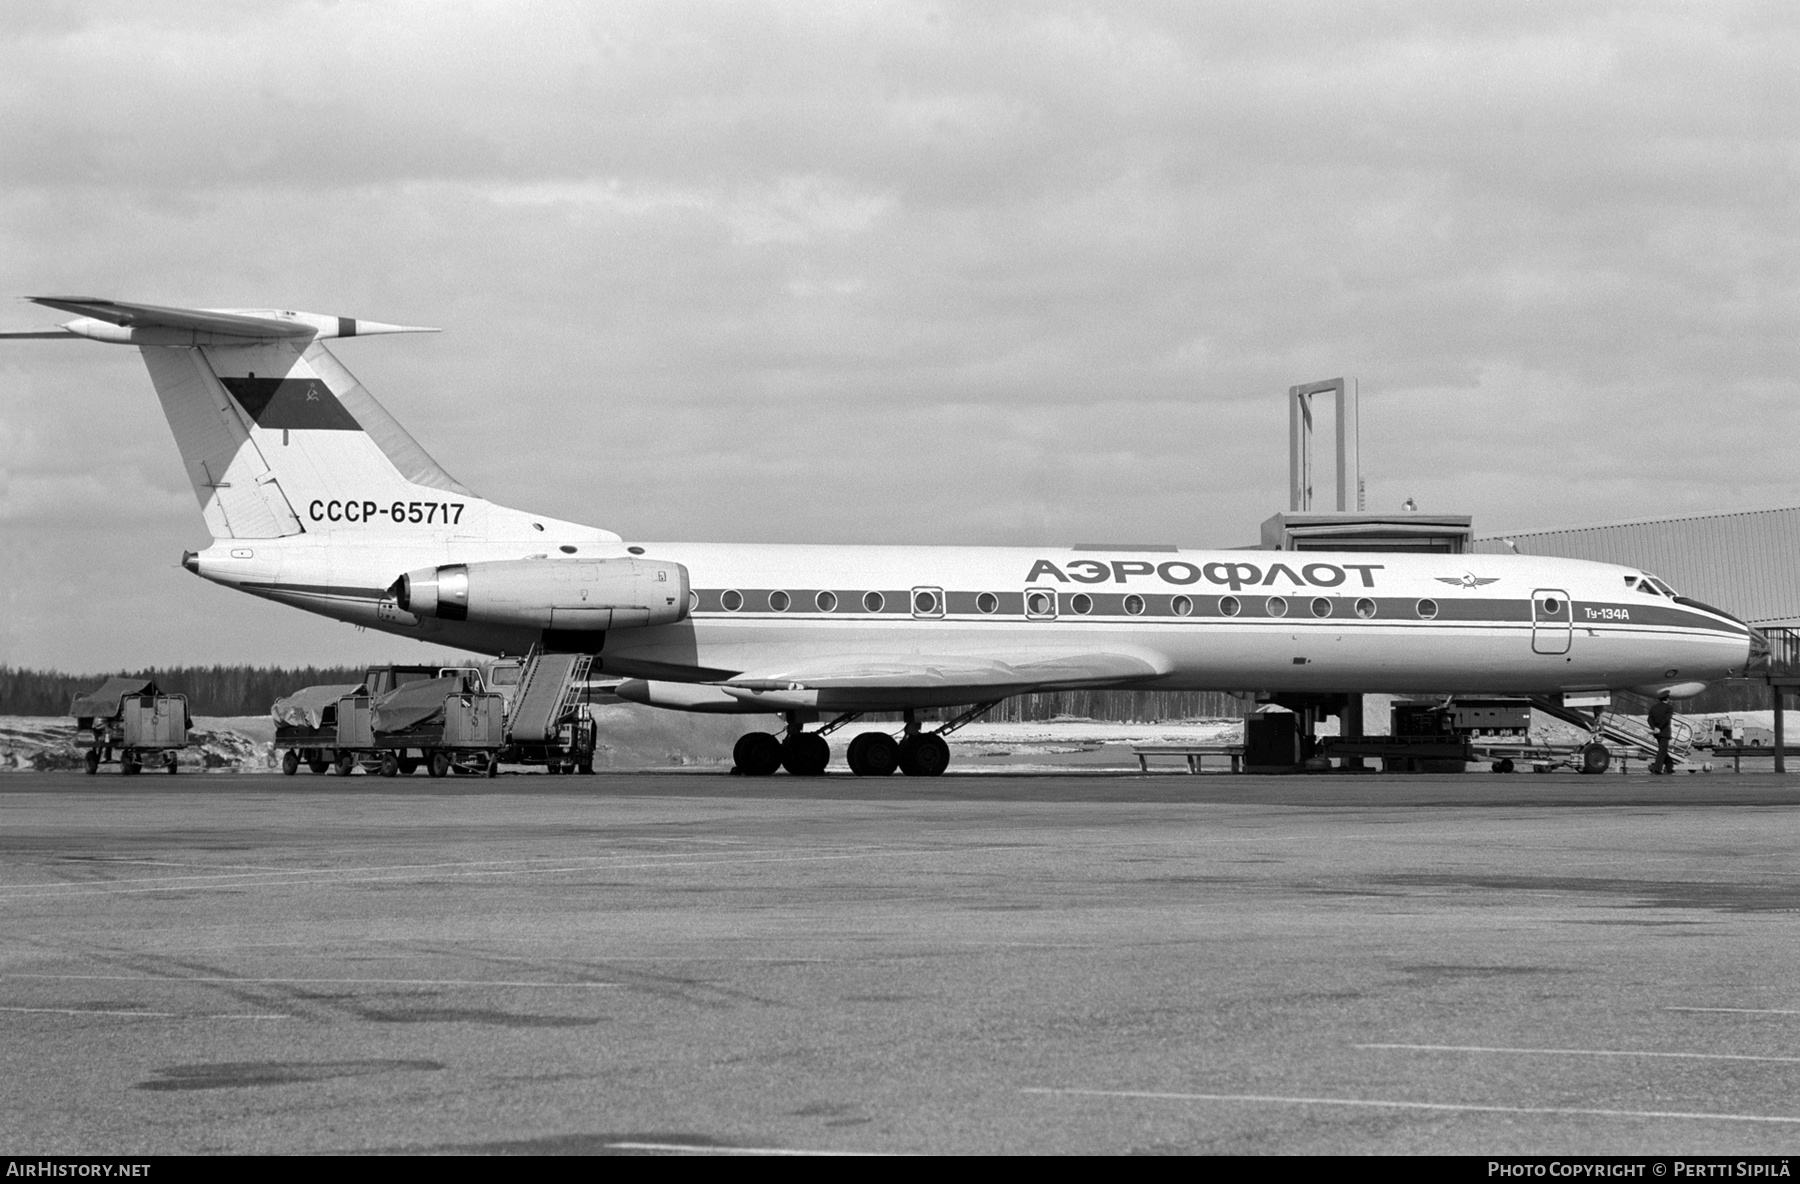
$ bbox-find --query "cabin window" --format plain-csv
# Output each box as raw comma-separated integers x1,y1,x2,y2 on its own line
1266,596,1288,618
912,588,944,617
688,590,699,612
1540,596,1563,616
1124,594,1145,616
1172,595,1193,617
977,592,999,614
1355,597,1376,619
721,589,743,612
863,591,885,612
1026,589,1057,618
815,590,837,612
1219,595,1241,617
1310,597,1332,618
1070,593,1093,615
1416,598,1438,620
768,590,791,612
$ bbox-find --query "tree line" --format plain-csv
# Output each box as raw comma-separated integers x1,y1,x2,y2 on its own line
0,665,365,717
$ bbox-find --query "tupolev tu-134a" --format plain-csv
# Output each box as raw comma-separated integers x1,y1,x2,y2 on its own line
4,297,1763,776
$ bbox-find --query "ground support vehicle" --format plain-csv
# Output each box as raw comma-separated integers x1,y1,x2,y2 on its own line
490,652,598,774
275,666,488,776
380,691,508,777
71,678,190,775
1320,695,1689,774
294,688,506,777
273,654,594,777
1520,695,1694,774
272,682,366,774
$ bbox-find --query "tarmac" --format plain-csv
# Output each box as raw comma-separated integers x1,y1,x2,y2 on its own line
5,768,1800,1155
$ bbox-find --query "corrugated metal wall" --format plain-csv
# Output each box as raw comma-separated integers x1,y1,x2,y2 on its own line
1472,507,1800,625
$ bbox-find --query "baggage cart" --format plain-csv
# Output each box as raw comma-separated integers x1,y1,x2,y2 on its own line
71,677,190,775
272,682,366,774
386,692,507,778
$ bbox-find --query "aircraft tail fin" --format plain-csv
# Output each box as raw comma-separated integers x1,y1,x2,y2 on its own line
8,297,613,545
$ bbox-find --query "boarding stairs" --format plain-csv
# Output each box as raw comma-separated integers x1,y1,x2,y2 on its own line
505,648,592,744
1528,696,1694,765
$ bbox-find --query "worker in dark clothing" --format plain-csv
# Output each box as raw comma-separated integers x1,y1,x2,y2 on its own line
1648,690,1676,774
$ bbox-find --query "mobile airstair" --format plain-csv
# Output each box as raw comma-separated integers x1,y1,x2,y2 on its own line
1522,696,1694,773
499,648,597,774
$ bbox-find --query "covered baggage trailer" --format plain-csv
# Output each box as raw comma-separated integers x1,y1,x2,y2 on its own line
272,682,366,774
379,690,507,777
71,677,190,775
274,665,490,776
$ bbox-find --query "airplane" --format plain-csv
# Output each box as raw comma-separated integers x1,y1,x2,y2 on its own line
4,297,1765,776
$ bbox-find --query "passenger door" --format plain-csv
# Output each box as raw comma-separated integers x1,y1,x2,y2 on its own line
1531,588,1573,655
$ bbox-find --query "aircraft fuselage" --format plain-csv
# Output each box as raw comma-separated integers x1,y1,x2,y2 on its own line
189,537,1754,710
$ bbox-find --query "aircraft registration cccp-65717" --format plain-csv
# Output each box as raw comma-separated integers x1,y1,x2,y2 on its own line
4,298,1765,776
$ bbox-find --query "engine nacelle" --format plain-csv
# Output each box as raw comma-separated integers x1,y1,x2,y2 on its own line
393,557,690,631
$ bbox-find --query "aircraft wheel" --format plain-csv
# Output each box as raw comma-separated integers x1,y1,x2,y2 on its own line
734,732,782,777
847,732,899,777
122,754,142,776
84,749,99,776
577,757,594,775
897,733,950,777
486,754,500,778
165,752,179,774
282,750,300,776
398,757,420,776
1580,743,1611,775
428,750,450,778
334,753,356,777
1491,758,1515,774
308,758,330,774
781,732,831,777
380,753,400,778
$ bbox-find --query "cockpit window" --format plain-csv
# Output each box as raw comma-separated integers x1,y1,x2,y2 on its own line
1635,573,1678,598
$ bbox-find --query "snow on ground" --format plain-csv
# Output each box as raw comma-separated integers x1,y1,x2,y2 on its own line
0,716,277,772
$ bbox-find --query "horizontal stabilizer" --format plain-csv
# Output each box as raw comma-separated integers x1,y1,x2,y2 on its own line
8,297,437,346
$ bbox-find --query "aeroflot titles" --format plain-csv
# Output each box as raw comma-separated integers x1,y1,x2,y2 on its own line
1025,559,1386,591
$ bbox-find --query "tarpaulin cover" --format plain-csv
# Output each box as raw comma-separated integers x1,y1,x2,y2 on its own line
271,684,366,730
371,676,459,733
70,677,157,721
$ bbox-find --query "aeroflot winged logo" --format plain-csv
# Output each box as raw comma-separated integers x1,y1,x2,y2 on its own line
1435,572,1500,590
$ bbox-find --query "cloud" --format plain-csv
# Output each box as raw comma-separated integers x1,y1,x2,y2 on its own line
1,1,1796,666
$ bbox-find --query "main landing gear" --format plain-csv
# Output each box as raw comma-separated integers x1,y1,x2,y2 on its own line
730,702,999,778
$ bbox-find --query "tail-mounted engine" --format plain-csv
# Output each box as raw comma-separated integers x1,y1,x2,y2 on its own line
392,557,690,630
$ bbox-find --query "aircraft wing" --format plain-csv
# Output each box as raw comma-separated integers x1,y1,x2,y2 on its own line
719,649,1170,693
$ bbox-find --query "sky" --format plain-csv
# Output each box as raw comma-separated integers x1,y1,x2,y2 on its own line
2,1,1796,671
